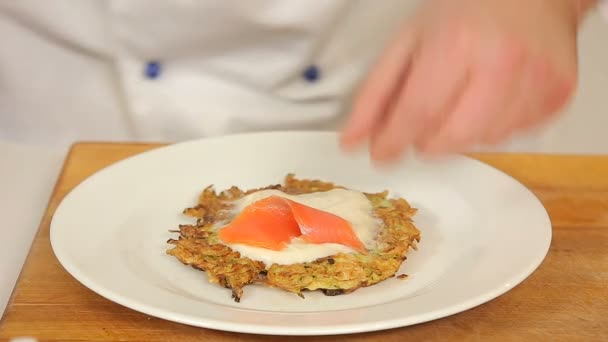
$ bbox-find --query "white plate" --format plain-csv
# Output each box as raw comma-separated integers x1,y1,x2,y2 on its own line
50,131,551,336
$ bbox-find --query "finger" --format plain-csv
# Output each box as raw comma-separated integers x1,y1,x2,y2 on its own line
340,26,418,149
420,50,524,154
369,33,471,161
514,57,577,129
481,61,535,144
484,56,576,143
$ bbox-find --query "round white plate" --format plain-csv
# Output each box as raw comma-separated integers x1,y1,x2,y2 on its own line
50,131,551,336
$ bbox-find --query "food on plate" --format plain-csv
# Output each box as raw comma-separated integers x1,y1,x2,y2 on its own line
166,174,420,302
218,195,366,252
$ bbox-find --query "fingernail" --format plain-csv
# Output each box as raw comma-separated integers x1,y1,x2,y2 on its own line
370,145,399,167
339,137,357,152
371,155,401,170
419,141,443,155
339,128,367,151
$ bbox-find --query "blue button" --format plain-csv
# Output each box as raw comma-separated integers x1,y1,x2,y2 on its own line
302,65,320,82
144,61,162,79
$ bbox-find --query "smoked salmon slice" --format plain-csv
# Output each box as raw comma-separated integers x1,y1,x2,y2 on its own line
218,196,301,251
219,196,366,252
285,199,366,252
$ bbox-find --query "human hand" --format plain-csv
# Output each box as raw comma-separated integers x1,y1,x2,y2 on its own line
342,0,588,162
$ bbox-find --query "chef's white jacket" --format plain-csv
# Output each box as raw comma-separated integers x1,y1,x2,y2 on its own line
0,0,607,153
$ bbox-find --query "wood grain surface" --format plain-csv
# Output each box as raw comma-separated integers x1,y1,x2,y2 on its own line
1,143,607,342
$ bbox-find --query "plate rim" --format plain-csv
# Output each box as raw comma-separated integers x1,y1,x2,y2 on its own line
50,130,552,336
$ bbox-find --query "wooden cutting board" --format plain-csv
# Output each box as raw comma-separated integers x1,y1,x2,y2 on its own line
1,143,607,341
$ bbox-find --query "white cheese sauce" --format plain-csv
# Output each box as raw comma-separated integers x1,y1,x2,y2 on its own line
217,188,381,266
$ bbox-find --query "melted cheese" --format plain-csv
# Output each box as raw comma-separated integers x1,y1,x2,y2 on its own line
217,188,380,266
